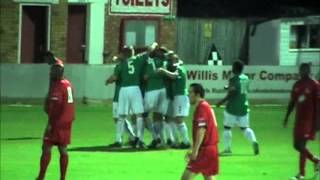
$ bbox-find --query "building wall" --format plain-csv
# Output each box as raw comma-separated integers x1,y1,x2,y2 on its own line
50,0,68,61
0,0,106,64
249,20,280,65
176,18,247,65
0,0,19,63
280,17,320,66
104,0,177,63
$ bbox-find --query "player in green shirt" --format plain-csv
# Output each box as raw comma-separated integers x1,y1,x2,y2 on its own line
105,56,136,148
107,43,158,148
158,53,191,149
143,47,171,148
217,60,259,155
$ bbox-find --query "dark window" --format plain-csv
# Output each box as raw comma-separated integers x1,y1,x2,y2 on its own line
290,24,320,49
121,19,159,53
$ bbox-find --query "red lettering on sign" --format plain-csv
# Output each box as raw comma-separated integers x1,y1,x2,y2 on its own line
123,0,130,5
161,0,170,6
145,0,152,6
135,0,143,6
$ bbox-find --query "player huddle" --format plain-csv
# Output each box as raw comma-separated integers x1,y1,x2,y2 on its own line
105,43,191,149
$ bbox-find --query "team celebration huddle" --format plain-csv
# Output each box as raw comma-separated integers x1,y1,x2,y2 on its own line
35,42,320,180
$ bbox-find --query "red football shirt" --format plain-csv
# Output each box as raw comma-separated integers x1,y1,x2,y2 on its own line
291,78,320,135
192,100,219,147
47,79,75,130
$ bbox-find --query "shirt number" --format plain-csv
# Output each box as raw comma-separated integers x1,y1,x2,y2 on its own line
148,58,156,70
67,87,73,103
128,61,135,74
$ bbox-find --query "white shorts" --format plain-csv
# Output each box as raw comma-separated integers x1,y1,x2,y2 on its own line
118,86,144,116
173,95,190,117
223,111,249,128
144,88,169,114
112,102,118,118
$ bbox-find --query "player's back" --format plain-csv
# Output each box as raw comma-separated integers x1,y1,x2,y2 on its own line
226,74,249,116
293,78,319,125
117,55,146,87
145,57,166,91
193,100,219,147
172,65,188,96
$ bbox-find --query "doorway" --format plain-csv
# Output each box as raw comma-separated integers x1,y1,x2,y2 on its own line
67,5,87,63
20,6,48,63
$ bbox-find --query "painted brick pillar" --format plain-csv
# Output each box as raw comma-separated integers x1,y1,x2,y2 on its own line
50,0,68,61
0,0,19,63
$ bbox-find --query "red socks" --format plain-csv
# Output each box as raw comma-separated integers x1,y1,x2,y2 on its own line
37,152,51,180
60,154,69,180
299,149,320,176
299,152,306,176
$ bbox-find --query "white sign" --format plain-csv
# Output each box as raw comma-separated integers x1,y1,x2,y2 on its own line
184,65,320,99
109,0,171,15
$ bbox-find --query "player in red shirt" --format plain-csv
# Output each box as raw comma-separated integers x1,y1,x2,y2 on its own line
181,83,219,180
283,63,320,180
36,61,75,180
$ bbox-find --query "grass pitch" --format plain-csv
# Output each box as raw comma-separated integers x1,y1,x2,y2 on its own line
1,104,319,180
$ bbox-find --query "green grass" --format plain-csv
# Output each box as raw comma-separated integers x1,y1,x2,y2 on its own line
1,104,319,180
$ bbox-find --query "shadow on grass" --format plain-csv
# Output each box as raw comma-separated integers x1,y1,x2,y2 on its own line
68,145,176,153
1,137,41,141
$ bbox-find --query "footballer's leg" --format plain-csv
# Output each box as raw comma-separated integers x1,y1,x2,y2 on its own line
181,169,197,180
220,126,232,155
203,175,215,180
176,116,191,149
58,146,68,180
220,111,234,155
135,113,147,148
164,116,174,146
239,113,259,155
293,139,320,178
36,143,53,180
240,127,259,155
153,112,165,146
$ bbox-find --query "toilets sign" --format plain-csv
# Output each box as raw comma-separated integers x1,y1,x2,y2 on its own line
109,0,172,15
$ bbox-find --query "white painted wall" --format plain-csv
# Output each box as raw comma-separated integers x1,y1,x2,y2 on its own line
68,0,106,64
279,18,320,66
249,19,280,65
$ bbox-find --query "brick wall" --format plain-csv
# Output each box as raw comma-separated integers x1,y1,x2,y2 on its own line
0,0,19,63
104,0,177,63
50,0,68,62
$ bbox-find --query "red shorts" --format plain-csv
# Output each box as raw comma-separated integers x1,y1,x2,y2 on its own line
44,128,71,146
187,145,219,176
294,125,315,140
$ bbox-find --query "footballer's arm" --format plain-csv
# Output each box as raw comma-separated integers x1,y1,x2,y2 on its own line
105,75,117,85
157,68,178,79
216,86,236,107
283,99,295,128
189,127,206,161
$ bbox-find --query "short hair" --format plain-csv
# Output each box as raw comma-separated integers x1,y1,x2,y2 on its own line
121,46,134,57
299,63,311,70
190,83,205,98
232,60,244,73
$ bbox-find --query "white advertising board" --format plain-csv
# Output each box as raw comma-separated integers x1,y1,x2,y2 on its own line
184,65,320,99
